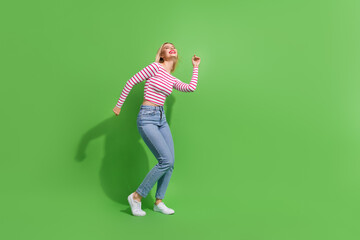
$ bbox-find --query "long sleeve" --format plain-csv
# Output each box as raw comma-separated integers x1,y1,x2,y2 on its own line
173,67,199,92
115,62,159,108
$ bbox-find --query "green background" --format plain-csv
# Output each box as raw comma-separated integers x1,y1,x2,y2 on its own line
1,0,360,239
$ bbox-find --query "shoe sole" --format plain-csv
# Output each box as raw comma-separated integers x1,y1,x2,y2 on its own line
153,206,175,215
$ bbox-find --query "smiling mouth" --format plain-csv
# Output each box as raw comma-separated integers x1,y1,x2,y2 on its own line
169,50,176,54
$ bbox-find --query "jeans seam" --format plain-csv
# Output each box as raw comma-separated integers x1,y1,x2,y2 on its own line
138,125,164,192
139,125,163,161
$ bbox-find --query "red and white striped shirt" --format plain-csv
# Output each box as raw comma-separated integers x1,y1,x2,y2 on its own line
115,62,199,108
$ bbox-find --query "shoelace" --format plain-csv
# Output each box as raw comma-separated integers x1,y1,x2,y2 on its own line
158,203,169,210
133,199,142,209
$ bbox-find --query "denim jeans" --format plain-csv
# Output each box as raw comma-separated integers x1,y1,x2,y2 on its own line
135,104,175,199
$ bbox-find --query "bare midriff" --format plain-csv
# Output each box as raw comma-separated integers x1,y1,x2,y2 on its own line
142,98,161,107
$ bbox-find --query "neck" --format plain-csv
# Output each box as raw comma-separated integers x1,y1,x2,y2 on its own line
160,60,175,73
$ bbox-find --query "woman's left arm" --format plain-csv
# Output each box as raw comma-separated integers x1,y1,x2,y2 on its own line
173,66,199,92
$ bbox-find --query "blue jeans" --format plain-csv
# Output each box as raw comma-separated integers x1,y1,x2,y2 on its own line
135,104,175,199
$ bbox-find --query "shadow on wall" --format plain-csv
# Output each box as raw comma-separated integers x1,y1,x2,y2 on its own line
75,82,176,211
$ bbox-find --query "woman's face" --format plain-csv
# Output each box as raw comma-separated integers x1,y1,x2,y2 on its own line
162,44,177,60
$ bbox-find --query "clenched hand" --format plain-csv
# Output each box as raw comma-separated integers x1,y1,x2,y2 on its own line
113,106,121,116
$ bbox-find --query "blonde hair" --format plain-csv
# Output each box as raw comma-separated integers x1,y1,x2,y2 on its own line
155,42,179,73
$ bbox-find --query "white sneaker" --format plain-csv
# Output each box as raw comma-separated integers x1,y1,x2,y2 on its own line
153,202,175,215
127,193,146,216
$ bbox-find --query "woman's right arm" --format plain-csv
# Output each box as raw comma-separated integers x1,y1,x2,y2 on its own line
114,62,159,109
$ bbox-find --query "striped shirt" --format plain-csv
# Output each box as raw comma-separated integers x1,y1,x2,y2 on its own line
115,62,199,108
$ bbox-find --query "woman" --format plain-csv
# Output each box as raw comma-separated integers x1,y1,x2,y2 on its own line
113,42,201,216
